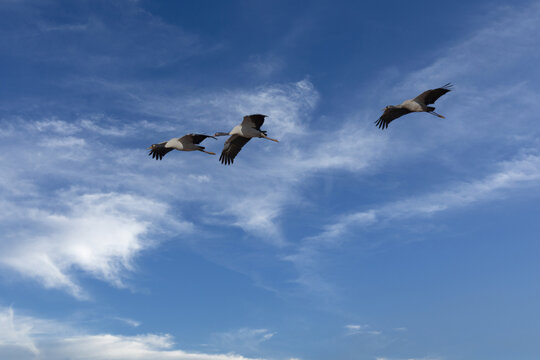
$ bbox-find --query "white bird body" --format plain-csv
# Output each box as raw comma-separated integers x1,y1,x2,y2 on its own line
400,99,424,112
148,133,216,160
164,138,184,150
164,137,197,151
229,124,263,138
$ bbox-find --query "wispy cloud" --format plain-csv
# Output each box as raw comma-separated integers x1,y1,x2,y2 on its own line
345,324,382,336
286,152,540,297
52,334,260,360
1,1,202,69
114,317,141,328
0,307,266,360
0,307,39,355
314,152,540,241
211,328,276,354
0,192,189,299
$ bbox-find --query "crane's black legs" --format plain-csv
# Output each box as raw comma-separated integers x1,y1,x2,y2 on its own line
261,134,279,142
428,111,445,119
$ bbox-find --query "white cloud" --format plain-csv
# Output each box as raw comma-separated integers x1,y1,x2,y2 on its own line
34,118,80,135
0,192,191,299
0,308,39,355
40,136,87,148
286,152,540,295
345,324,382,336
48,334,259,360
0,308,265,360
315,153,540,241
210,328,275,355
114,317,141,328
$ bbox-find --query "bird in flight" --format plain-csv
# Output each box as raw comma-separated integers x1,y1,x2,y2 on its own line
375,83,453,129
215,114,278,165
147,133,216,160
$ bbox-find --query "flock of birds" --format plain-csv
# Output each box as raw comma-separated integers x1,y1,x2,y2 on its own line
148,83,453,165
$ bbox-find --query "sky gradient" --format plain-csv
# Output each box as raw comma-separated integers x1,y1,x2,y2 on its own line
1,1,540,360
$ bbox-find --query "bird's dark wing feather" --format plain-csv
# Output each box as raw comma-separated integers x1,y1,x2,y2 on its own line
413,83,453,105
219,134,251,165
375,107,412,129
241,114,267,131
181,133,217,145
148,142,174,160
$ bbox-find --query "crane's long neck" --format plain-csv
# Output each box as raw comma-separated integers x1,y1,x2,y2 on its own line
214,132,230,137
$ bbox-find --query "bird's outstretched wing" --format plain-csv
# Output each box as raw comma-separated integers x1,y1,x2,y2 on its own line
219,134,251,165
413,83,453,105
180,133,217,145
375,107,412,129
148,142,174,160
241,114,267,130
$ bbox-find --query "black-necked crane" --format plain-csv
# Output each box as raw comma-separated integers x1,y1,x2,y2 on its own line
214,114,278,165
147,133,216,160
375,83,453,129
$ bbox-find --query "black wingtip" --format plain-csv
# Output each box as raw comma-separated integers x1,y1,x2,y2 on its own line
219,153,230,165
148,151,163,160
375,118,386,130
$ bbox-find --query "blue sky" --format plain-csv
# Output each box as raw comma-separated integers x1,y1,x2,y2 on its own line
1,1,540,359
